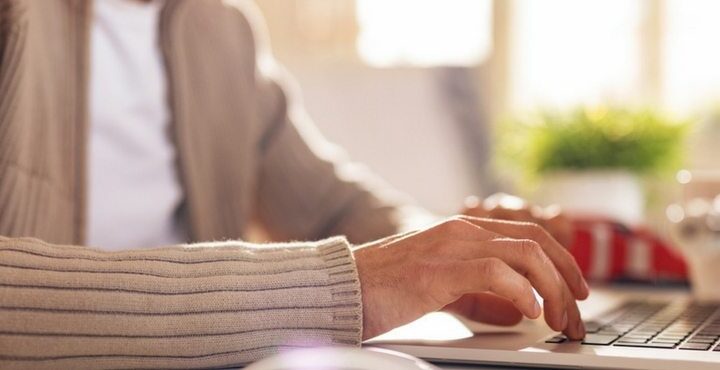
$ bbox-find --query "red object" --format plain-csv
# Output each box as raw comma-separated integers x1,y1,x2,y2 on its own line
569,218,688,282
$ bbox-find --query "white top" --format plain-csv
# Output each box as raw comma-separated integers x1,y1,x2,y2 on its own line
87,0,186,250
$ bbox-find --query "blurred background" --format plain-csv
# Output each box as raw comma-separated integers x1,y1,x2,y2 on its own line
254,0,720,236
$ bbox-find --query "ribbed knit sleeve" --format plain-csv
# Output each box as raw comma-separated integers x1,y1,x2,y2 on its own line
0,236,362,369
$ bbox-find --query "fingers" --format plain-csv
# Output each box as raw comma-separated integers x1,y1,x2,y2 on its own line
446,239,568,332
543,210,575,247
451,258,542,320
488,239,568,331
417,217,586,338
426,217,498,243
487,206,535,224
561,284,585,340
458,216,589,301
354,216,583,341
463,194,574,249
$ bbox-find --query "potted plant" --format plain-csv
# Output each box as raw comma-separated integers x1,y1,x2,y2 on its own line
497,106,690,225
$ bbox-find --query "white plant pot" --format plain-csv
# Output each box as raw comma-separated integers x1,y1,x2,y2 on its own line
532,170,644,226
685,250,720,301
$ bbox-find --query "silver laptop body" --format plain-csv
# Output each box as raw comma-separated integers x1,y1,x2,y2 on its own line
368,286,720,370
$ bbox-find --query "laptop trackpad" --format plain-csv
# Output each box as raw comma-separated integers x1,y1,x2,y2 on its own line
366,312,555,351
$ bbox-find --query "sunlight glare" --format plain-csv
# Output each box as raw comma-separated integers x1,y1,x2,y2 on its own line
356,0,492,67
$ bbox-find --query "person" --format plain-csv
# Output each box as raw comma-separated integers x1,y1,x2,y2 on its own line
0,0,587,368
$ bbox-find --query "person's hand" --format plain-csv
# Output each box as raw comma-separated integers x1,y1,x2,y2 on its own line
462,193,574,248
353,216,589,341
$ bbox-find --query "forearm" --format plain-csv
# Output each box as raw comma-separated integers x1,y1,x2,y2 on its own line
0,236,362,369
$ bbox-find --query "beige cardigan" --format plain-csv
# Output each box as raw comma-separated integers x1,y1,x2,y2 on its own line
0,0,418,368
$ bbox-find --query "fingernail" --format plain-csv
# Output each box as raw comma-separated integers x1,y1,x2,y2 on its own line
561,311,568,329
577,320,586,337
532,300,542,318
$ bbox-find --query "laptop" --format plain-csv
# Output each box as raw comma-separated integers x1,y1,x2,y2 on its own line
367,286,720,369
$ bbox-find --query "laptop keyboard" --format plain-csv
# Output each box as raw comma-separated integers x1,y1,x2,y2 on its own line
545,300,720,351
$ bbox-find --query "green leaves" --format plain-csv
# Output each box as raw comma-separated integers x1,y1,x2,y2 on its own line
497,106,691,180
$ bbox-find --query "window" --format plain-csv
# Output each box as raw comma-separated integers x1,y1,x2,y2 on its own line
356,0,493,67
507,0,720,114
510,0,643,109
663,0,720,112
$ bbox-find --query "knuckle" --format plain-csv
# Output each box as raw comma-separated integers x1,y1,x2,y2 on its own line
518,239,557,276
480,257,505,276
526,222,549,241
519,239,543,258
438,217,469,234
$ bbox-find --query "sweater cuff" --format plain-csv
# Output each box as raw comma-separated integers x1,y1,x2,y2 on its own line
314,236,363,346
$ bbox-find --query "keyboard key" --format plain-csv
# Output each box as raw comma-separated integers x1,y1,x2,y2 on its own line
622,337,655,343
679,343,711,350
698,329,720,335
693,334,720,339
598,329,623,336
652,337,681,342
651,340,681,345
615,338,649,344
581,300,720,351
663,331,692,336
655,333,686,338
582,334,620,345
614,342,676,349
545,335,567,344
655,336,686,342
635,327,664,332
626,330,656,335
584,321,602,333
688,338,715,344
